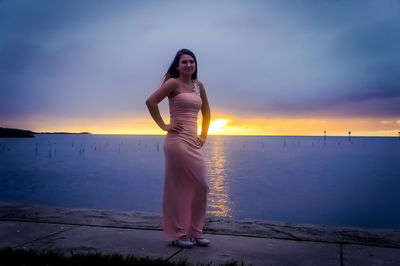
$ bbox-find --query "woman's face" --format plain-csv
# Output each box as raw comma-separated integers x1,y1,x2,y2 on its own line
176,54,196,77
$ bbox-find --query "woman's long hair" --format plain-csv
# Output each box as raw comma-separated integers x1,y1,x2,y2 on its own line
162,49,198,84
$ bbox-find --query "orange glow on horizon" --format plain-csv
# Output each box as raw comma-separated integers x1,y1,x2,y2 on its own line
3,114,400,137
203,117,400,137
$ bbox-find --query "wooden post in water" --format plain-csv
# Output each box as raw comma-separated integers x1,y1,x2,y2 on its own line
348,131,351,142
324,130,326,145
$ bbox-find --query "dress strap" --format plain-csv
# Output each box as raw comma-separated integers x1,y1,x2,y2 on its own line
193,81,201,96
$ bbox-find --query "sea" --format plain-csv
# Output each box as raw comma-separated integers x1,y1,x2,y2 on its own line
0,134,399,229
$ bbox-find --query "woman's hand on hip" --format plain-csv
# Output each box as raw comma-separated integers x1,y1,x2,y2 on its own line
196,135,206,147
163,122,184,133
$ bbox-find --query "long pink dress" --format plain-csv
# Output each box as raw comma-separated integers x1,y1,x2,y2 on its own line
163,88,209,241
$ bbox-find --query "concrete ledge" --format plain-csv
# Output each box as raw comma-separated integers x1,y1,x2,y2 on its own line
205,218,400,248
1,202,399,248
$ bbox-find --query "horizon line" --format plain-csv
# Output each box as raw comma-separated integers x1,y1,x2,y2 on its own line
34,133,400,138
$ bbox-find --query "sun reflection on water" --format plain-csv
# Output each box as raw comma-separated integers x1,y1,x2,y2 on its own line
206,137,232,218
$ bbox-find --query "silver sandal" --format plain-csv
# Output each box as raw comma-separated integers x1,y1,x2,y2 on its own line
192,238,210,247
171,239,194,248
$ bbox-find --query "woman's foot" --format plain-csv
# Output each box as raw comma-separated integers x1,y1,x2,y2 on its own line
180,235,190,241
171,236,193,248
192,238,210,247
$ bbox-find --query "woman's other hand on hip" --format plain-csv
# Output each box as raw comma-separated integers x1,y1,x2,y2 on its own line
196,136,206,147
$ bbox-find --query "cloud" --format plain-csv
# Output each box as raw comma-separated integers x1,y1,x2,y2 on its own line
1,0,400,125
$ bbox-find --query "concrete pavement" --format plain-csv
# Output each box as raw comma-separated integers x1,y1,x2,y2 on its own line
1,202,400,265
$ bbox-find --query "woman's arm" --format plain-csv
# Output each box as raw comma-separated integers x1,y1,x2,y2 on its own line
198,82,210,146
145,79,184,132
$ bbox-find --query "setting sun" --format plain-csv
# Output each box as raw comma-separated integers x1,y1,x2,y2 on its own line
203,118,231,135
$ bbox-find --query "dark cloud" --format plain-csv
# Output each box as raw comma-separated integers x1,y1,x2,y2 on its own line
1,0,400,123
337,24,400,57
0,0,141,37
0,40,41,74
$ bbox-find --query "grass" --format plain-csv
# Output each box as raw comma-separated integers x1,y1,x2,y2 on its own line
0,248,249,266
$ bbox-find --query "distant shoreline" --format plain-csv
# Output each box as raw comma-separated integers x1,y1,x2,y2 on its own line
0,127,34,138
0,127,91,138
35,132,91,135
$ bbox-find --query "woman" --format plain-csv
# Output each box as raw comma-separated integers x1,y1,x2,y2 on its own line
146,49,211,248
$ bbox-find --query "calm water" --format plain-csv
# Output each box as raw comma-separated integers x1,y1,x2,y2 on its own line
1,134,399,229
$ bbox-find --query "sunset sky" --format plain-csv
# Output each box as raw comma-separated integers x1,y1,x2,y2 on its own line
1,0,399,136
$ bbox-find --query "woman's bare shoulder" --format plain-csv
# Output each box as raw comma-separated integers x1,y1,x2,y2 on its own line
164,78,179,86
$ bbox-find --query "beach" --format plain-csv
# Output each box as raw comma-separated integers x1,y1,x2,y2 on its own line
1,202,400,265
